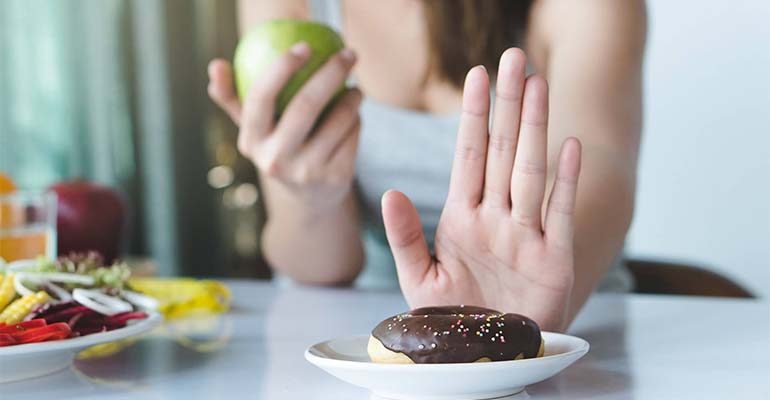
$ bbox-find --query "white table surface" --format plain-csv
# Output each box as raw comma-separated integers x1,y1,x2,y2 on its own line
5,280,770,399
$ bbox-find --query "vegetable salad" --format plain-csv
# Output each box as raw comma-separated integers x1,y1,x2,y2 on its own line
0,253,154,347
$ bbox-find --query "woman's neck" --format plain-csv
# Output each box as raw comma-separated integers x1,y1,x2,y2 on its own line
341,0,463,115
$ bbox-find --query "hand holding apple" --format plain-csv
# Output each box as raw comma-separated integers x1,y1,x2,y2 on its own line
207,20,362,209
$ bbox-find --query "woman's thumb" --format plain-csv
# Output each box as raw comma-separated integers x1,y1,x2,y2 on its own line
382,190,432,284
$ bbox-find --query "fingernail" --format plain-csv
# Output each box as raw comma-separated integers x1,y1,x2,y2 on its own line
290,42,311,56
340,48,356,63
467,65,487,85
473,65,486,75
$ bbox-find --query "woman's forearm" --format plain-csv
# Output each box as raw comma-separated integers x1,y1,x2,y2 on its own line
260,177,364,285
562,148,636,324
529,0,646,327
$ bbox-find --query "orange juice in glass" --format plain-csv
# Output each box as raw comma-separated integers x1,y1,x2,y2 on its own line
0,191,57,262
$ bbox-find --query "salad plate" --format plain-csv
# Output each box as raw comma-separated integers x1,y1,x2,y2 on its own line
0,310,161,383
0,255,163,383
305,332,589,400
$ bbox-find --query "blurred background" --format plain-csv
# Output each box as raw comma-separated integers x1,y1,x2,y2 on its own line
1,1,768,296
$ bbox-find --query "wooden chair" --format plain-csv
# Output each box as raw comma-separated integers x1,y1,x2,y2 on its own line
626,258,754,298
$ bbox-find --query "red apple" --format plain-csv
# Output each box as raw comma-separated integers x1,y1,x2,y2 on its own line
50,180,125,262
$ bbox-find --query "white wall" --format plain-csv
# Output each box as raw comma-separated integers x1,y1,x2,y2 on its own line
627,1,770,296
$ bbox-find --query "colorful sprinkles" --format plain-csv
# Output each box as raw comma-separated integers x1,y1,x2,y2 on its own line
371,306,542,364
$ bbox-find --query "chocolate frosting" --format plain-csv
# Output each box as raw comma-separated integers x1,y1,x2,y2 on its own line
371,305,542,364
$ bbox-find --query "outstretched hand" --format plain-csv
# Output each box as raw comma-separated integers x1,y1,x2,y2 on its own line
382,48,582,332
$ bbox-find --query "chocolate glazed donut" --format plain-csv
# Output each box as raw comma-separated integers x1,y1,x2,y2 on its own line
368,306,544,364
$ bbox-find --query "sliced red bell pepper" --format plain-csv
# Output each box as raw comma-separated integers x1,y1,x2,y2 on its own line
107,312,148,325
0,333,16,346
17,332,54,344
16,331,69,344
13,322,72,344
0,319,47,334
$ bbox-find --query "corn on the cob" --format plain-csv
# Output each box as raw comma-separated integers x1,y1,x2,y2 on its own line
0,291,49,324
0,273,16,312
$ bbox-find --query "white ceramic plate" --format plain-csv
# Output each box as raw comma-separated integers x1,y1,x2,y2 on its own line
0,311,162,383
305,332,589,400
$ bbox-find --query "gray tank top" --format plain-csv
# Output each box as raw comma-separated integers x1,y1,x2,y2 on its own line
309,0,632,292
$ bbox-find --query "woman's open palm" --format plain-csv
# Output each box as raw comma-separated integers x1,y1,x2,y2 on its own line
382,49,582,332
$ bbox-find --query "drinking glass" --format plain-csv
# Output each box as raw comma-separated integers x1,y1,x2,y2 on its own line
0,191,57,262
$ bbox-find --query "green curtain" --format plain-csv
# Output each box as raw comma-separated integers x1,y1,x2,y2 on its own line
0,0,267,278
0,0,134,188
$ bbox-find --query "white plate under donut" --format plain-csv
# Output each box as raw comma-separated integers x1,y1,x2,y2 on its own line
305,332,589,400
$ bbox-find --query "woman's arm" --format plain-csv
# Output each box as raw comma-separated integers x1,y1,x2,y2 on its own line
237,0,308,33
529,0,647,322
260,179,364,286
228,0,364,285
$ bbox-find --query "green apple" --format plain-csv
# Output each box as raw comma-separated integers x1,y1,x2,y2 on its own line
234,19,346,117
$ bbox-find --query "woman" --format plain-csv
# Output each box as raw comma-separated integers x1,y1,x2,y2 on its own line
208,0,646,331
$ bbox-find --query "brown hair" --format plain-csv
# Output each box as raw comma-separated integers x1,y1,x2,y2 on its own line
422,0,533,88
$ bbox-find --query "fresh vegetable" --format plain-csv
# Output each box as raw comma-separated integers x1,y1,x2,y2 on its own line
0,291,49,324
129,277,231,319
30,301,148,337
0,252,150,329
72,288,132,316
0,254,230,348
17,272,95,286
21,252,130,290
121,290,160,311
0,273,16,310
12,273,33,296
0,253,154,347
67,311,147,336
0,319,72,346
43,282,73,302
0,333,14,346
36,252,105,274
12,323,71,343
14,272,95,297
91,264,131,289
0,319,47,333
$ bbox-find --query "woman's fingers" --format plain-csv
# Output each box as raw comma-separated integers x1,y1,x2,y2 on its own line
274,48,357,157
483,48,527,208
207,59,243,124
323,115,361,181
447,66,490,207
382,190,433,286
510,75,549,230
301,88,363,165
544,138,582,248
241,42,312,138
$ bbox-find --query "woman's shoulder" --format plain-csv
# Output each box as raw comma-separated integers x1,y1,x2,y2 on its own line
238,0,311,31
529,0,646,27
526,0,647,69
